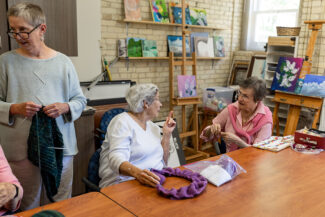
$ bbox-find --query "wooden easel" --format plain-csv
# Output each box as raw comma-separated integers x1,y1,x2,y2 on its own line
272,20,325,136
169,0,208,161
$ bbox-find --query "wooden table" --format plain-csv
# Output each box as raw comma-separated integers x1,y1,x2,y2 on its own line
272,90,323,136
17,192,134,217
101,147,325,217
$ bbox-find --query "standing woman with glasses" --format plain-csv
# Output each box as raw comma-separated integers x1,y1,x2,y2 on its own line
0,2,86,211
200,77,273,152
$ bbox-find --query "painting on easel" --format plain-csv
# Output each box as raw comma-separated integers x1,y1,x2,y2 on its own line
300,74,325,97
177,75,197,97
271,57,303,92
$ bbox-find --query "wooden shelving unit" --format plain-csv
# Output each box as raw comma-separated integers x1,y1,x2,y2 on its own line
122,19,229,30
119,57,225,60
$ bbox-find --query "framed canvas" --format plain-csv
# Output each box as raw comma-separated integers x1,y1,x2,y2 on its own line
127,37,144,57
169,3,191,24
177,75,196,97
194,36,214,57
213,36,225,57
142,40,158,57
167,35,190,57
154,119,186,167
247,55,266,79
124,0,141,21
189,8,207,26
117,39,127,57
271,57,304,92
228,60,250,85
149,0,170,23
190,32,209,53
300,74,325,97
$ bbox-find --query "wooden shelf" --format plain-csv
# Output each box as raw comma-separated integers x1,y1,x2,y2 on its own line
119,56,225,60
122,19,229,30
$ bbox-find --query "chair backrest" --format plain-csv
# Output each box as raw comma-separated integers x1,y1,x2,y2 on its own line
87,147,102,186
98,108,126,145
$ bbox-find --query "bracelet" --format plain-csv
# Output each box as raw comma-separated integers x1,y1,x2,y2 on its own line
13,184,19,199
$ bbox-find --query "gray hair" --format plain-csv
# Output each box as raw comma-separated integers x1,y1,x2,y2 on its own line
7,2,46,27
126,84,159,113
238,76,267,102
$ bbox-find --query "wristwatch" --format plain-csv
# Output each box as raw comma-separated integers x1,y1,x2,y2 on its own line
13,184,19,199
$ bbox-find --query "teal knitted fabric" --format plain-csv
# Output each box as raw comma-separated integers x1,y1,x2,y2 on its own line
28,110,64,202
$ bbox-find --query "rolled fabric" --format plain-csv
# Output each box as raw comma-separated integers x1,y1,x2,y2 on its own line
151,167,208,200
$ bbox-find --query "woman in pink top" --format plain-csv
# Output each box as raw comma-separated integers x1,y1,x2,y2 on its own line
201,77,273,152
0,145,23,216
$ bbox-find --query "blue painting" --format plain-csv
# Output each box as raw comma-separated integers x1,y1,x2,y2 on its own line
271,57,303,92
300,74,325,97
172,7,192,25
167,35,190,57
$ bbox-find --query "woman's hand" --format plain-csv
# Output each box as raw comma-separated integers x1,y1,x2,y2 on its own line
0,183,16,208
221,132,249,148
211,123,221,138
43,103,70,118
163,111,176,136
134,169,160,187
10,101,42,118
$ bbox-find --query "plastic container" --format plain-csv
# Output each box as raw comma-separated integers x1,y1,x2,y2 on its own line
203,86,234,112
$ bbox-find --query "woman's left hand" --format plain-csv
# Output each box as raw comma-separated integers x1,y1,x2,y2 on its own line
163,111,176,136
43,103,70,118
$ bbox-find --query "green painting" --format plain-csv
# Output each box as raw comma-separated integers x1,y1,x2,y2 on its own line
189,8,208,26
142,40,158,57
127,37,144,57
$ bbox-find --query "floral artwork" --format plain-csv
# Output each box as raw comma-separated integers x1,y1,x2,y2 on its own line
271,57,303,92
189,8,207,26
300,74,325,97
124,0,141,21
150,0,170,23
177,75,196,97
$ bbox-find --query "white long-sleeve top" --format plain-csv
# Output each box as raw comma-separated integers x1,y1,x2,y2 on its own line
99,112,164,188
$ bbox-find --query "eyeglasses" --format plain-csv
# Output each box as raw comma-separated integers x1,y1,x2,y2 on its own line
7,24,41,40
236,90,251,101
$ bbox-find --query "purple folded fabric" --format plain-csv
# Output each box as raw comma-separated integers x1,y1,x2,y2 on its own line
151,167,208,200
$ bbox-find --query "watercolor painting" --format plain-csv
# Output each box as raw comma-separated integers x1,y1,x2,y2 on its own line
141,40,158,57
189,8,207,26
170,4,192,24
177,75,197,97
124,0,141,21
271,57,304,92
127,37,144,57
300,74,325,97
167,35,190,57
213,36,225,57
117,39,127,57
150,0,170,23
190,32,209,53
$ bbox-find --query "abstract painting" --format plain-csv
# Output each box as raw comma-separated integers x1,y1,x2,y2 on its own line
124,0,141,21
190,32,209,53
127,37,144,57
177,75,196,97
194,37,213,57
213,36,225,57
170,4,192,24
142,40,158,57
189,8,208,26
150,0,169,23
271,57,304,92
117,39,127,57
300,74,325,97
167,35,190,57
